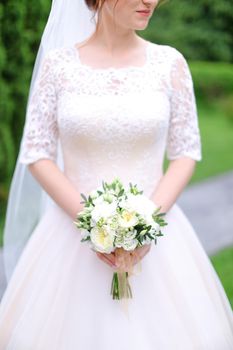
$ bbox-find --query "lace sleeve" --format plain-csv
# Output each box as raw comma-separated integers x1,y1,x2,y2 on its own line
166,49,202,161
19,51,59,164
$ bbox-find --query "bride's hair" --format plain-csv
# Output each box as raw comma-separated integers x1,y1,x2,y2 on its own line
85,0,104,11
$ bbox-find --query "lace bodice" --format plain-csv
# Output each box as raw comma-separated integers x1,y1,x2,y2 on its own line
19,41,202,197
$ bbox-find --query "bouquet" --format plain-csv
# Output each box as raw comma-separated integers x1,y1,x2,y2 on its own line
74,178,167,300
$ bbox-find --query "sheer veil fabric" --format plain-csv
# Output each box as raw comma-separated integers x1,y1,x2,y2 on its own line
3,0,97,284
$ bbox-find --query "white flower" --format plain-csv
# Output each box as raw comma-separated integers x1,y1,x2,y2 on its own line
120,193,156,218
92,195,105,206
90,225,115,253
106,215,119,230
102,192,116,204
115,229,138,251
89,188,101,199
118,209,139,228
122,239,138,251
142,236,153,245
91,201,117,224
80,228,90,240
146,216,160,231
119,193,158,229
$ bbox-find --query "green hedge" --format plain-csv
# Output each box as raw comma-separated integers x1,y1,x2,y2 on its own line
141,0,233,62
0,0,51,202
190,61,233,99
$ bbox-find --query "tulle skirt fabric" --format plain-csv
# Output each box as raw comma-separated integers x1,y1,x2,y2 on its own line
0,203,233,349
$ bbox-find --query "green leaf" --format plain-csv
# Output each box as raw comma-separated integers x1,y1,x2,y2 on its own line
156,231,164,237
80,193,87,202
81,236,91,242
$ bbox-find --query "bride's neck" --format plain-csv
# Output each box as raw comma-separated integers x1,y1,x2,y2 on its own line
88,18,142,53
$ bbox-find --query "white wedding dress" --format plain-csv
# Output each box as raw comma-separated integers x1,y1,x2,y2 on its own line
0,41,233,349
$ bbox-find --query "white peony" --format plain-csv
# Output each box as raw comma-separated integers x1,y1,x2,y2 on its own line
118,209,139,228
90,225,115,253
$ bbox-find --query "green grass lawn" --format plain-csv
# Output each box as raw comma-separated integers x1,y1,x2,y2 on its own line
210,246,233,309
191,101,233,183
163,100,233,183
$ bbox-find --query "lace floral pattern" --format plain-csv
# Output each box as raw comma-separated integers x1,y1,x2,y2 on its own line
166,48,202,160
19,51,59,164
19,42,201,194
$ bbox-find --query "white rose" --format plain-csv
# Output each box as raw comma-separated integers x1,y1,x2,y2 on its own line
90,225,115,253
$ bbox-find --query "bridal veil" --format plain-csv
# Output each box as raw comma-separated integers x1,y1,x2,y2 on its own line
3,0,97,283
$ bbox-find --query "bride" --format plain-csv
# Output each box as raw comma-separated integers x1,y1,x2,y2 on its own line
0,0,233,348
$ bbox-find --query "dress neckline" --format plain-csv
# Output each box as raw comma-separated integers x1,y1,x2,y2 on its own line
72,41,152,72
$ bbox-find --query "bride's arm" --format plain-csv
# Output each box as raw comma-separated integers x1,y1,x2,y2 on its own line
150,157,196,213
28,159,84,220
19,51,116,268
128,50,202,267
19,52,83,220
149,49,202,215
28,157,196,222
28,159,117,267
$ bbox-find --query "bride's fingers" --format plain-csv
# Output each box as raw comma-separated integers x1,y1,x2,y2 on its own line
97,253,113,267
139,245,151,260
103,252,116,265
133,245,151,264
97,246,151,269
96,252,115,267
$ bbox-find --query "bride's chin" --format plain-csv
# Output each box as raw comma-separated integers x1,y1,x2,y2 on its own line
132,20,151,31
134,23,150,31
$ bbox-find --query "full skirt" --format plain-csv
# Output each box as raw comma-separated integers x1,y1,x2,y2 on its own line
0,203,233,349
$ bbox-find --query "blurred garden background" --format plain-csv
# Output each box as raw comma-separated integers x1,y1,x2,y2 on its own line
0,0,232,304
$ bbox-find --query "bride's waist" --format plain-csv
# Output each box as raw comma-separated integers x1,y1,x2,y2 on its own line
63,167,163,198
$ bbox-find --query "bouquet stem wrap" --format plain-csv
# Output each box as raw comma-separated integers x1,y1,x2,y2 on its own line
111,271,132,300
111,248,142,300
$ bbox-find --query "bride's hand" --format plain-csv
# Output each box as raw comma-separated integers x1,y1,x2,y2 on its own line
95,244,151,269
95,251,117,268
115,244,151,271
131,244,151,266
